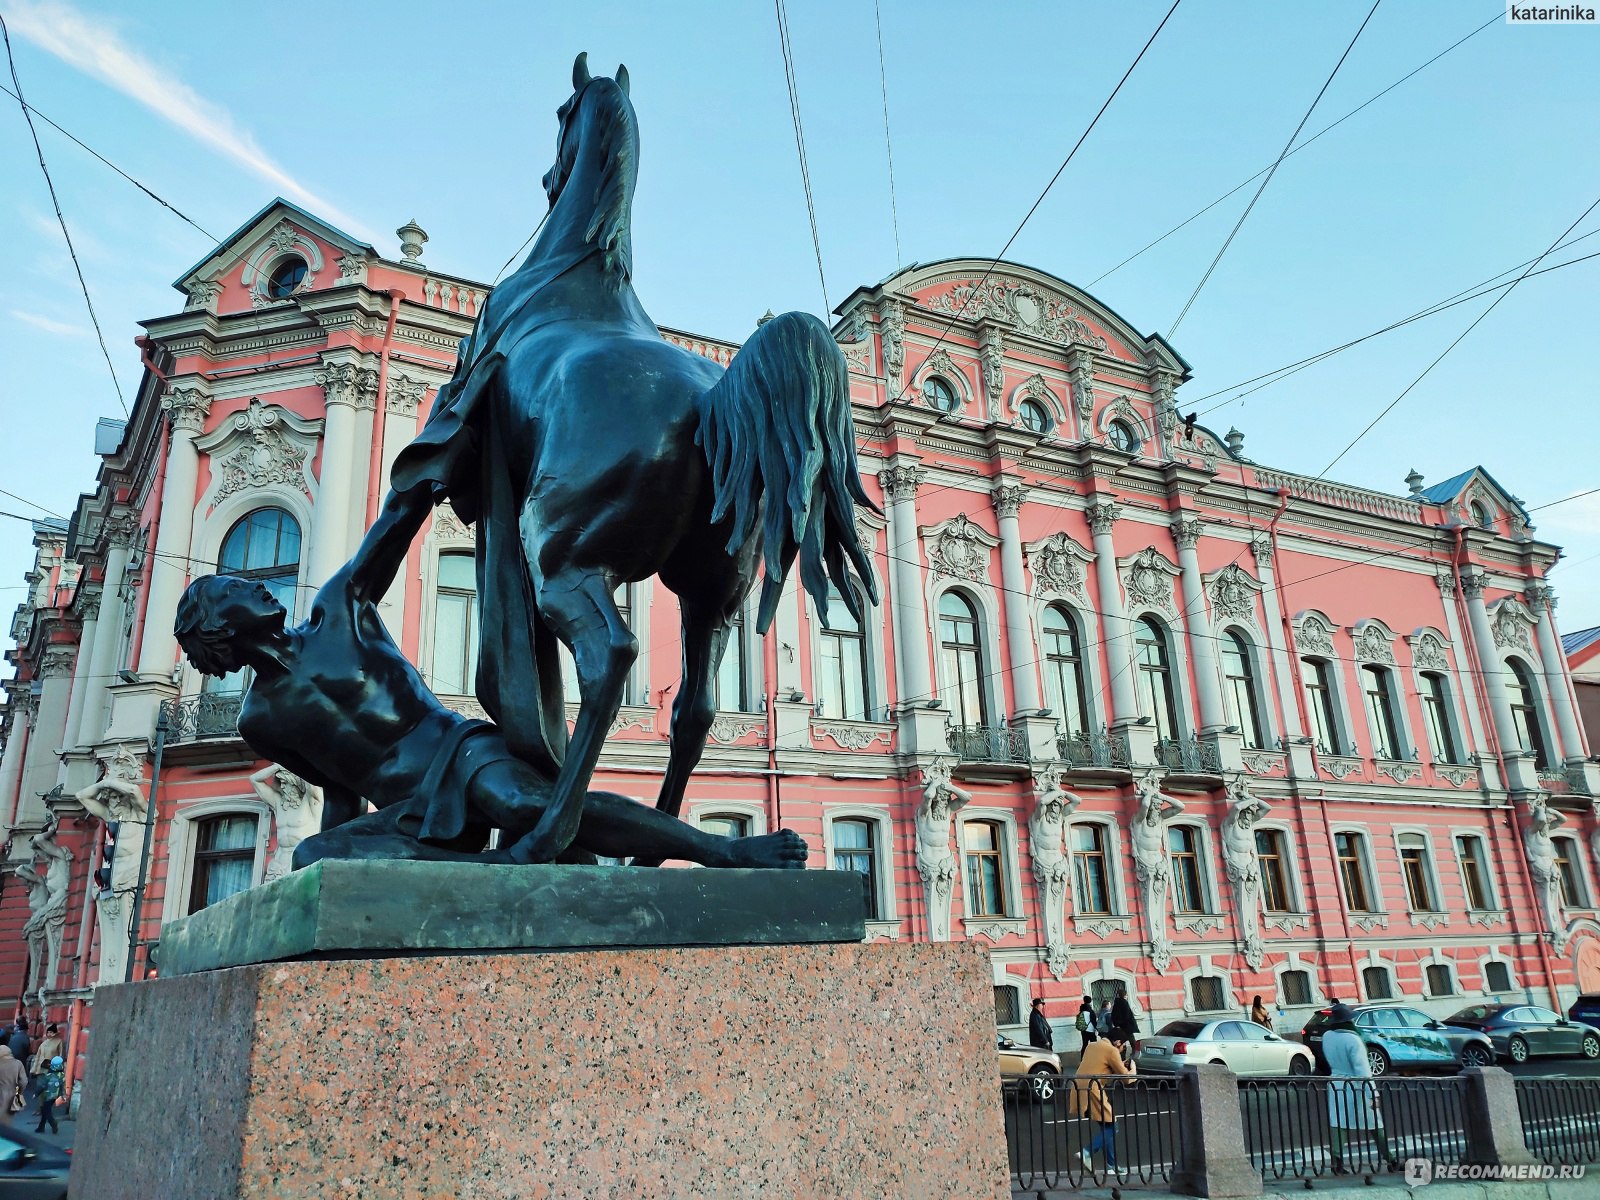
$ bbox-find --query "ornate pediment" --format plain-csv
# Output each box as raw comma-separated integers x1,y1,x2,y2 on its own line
1205,563,1262,627
1351,620,1397,666
194,399,324,511
1025,532,1093,601
1292,611,1338,658
1120,547,1180,616
1488,599,1537,653
1408,630,1451,672
920,514,1001,584
914,275,1109,351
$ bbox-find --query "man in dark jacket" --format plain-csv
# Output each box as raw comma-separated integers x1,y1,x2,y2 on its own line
5,1024,28,1080
1028,998,1054,1050
1110,986,1137,1043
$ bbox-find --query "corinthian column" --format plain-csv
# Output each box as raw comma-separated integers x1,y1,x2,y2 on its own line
879,461,931,706
308,359,371,588
991,481,1040,714
1252,535,1304,742
58,587,101,757
135,385,211,679
1461,569,1534,791
1086,498,1138,723
1171,514,1225,731
19,648,76,823
375,374,427,633
77,512,136,747
1528,582,1587,762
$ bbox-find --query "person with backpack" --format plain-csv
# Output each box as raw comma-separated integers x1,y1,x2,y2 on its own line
1075,996,1097,1052
34,1056,64,1135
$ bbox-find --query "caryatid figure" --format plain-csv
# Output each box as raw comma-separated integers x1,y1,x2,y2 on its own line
1526,795,1567,949
915,757,972,942
76,747,149,986
250,764,325,881
1029,764,1080,979
1221,779,1272,970
1130,775,1184,972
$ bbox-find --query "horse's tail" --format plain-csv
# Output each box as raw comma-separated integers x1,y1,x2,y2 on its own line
694,310,880,633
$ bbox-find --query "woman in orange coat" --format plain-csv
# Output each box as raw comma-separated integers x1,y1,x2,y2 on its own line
1070,1028,1135,1170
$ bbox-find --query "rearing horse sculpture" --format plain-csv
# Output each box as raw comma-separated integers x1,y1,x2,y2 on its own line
389,54,878,864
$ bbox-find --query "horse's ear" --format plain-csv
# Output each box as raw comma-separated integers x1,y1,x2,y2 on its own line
615,64,629,96
573,52,592,90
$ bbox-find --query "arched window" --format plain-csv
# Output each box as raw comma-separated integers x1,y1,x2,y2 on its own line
1042,605,1089,738
714,607,748,712
1221,631,1264,749
1420,672,1460,764
963,820,1009,917
938,592,988,727
209,507,301,694
1470,500,1492,529
431,552,478,696
817,582,871,720
1362,665,1402,759
1136,617,1178,741
266,256,307,298
1508,659,1550,769
188,814,259,913
1018,399,1052,434
1107,419,1139,453
923,376,958,413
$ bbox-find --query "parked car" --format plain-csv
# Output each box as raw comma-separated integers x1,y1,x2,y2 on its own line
0,1122,69,1199
1135,1019,1314,1077
998,1034,1062,1101
1569,994,1600,1029
1301,1004,1494,1075
1441,1003,1600,1064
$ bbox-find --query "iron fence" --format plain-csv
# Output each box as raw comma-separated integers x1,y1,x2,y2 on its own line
1003,1073,1182,1191
161,692,244,743
1516,1077,1600,1164
947,724,1028,764
1155,736,1222,775
1239,1076,1468,1181
1057,728,1133,770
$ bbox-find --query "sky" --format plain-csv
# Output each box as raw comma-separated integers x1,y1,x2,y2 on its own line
0,0,1596,630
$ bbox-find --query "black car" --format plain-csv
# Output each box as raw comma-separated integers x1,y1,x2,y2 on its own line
1569,993,1600,1029
0,1122,69,1199
1442,1003,1600,1063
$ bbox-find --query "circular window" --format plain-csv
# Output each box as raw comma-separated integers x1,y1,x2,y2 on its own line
266,257,308,299
1018,399,1052,434
923,376,958,413
1107,419,1139,453
1470,501,1492,529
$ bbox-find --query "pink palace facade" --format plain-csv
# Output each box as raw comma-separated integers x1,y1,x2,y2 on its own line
3,200,1598,1097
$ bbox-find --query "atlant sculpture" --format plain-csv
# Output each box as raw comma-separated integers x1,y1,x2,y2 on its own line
175,54,878,871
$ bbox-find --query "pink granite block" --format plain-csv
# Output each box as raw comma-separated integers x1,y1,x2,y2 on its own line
71,942,1009,1199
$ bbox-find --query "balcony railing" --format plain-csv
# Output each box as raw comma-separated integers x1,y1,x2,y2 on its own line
1156,735,1221,775
946,723,1028,764
1057,728,1132,770
161,692,244,743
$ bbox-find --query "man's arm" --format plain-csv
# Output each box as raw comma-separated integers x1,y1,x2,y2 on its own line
345,486,436,606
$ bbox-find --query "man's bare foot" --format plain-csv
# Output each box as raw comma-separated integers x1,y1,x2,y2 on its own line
719,829,809,870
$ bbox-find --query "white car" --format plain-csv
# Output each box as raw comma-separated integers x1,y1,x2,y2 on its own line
1135,1019,1314,1077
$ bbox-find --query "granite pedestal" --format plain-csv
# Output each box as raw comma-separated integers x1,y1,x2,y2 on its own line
71,864,1009,1200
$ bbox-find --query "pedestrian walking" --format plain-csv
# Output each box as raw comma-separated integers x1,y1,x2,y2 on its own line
5,1022,28,1082
1322,1003,1397,1174
28,1023,62,1076
1110,985,1137,1046
0,1047,26,1126
1250,995,1272,1029
1095,998,1114,1038
1071,1028,1135,1172
1028,998,1054,1051
1076,995,1097,1052
33,1056,64,1135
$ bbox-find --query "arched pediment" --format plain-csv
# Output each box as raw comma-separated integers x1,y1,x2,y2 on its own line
194,398,324,514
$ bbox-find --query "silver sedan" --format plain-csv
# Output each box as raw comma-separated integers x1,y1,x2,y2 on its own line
1135,1018,1315,1077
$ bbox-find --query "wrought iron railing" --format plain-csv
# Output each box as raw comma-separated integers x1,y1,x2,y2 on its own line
945,723,1027,763
161,692,244,743
1516,1077,1600,1164
1239,1077,1468,1181
1156,735,1222,774
1058,727,1132,769
1005,1073,1182,1190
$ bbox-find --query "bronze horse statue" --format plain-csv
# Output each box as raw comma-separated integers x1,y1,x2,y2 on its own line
386,53,878,864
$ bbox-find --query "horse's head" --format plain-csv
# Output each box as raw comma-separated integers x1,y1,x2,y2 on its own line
544,53,634,200
541,52,637,277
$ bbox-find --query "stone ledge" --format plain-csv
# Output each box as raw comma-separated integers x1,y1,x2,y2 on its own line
161,860,868,975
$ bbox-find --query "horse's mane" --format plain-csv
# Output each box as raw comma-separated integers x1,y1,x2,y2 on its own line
578,79,638,280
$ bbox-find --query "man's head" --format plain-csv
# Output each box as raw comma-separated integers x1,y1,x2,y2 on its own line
175,575,288,676
1104,1029,1129,1050
1329,1003,1357,1026
1031,998,1045,1011
44,1023,57,1036
1117,985,1127,998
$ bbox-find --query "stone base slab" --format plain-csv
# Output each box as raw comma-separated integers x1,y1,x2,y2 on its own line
71,941,1009,1200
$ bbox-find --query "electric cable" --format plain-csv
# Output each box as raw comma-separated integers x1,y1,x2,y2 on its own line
873,0,903,271
774,0,830,313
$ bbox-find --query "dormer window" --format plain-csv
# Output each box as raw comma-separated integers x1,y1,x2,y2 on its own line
923,376,958,413
267,256,308,299
1469,500,1492,529
1107,419,1138,453
1018,399,1052,434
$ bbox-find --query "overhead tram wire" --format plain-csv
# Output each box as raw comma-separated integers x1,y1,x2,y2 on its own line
882,0,1183,406
774,0,830,313
1317,193,1600,478
1166,0,1382,339
873,0,903,271
1089,11,1499,289
2,12,126,417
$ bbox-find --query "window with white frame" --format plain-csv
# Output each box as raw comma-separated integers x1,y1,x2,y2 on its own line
1301,658,1345,754
431,551,478,696
1420,672,1461,764
1168,825,1210,914
1136,617,1180,742
187,813,260,914
1073,823,1114,915
938,591,989,727
1483,961,1514,993
1362,664,1404,759
830,816,885,920
1398,833,1439,912
1507,659,1551,770
713,607,749,712
1425,963,1455,997
1042,604,1090,739
1335,831,1377,912
963,819,1011,917
1190,975,1228,1012
206,507,302,695
1280,969,1313,1007
816,581,872,720
994,984,1022,1026
1361,965,1394,1000
699,812,752,840
1221,630,1266,749
1456,835,1493,910
1553,836,1589,907
1256,828,1295,913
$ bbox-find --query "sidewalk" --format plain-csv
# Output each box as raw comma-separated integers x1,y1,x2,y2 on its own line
1016,1179,1589,1199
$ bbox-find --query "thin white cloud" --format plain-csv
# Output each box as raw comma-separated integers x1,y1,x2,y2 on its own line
11,309,87,336
5,0,377,243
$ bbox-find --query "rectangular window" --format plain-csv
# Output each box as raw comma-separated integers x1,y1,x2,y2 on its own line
1399,834,1438,912
1484,961,1512,993
188,814,258,915
1073,824,1111,916
1281,970,1312,1007
1426,964,1454,997
1089,980,1121,1009
831,818,880,920
1421,673,1459,764
1554,838,1587,908
1336,831,1373,912
1457,835,1491,910
994,986,1021,1026
1190,976,1227,1012
1256,828,1292,912
713,612,748,712
430,552,479,696
1302,660,1343,754
1168,825,1207,914
964,821,1008,917
1363,665,1401,759
1361,966,1393,1000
